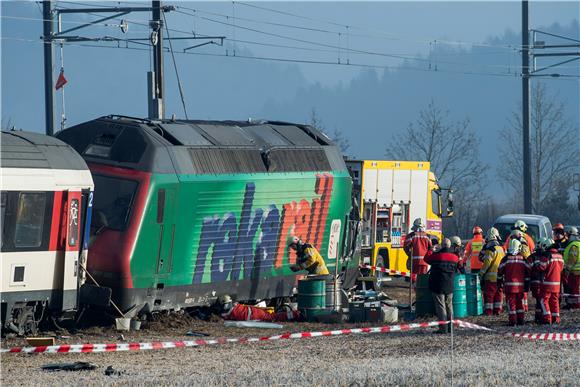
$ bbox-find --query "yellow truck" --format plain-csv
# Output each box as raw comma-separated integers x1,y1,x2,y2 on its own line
346,160,453,276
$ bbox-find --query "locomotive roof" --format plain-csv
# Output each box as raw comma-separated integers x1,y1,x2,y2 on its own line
1,130,89,170
56,115,347,174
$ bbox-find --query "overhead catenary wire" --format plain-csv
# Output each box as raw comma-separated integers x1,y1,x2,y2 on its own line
175,9,522,71
3,36,579,80
234,1,523,51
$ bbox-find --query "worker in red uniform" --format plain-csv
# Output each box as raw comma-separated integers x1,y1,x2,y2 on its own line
503,220,535,252
528,242,546,323
463,226,485,272
220,295,301,322
498,239,531,326
534,238,564,324
478,227,505,315
403,218,433,282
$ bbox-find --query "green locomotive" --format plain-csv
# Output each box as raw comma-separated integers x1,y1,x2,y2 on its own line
57,116,358,315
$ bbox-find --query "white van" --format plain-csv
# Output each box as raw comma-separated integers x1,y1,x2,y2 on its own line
493,214,553,244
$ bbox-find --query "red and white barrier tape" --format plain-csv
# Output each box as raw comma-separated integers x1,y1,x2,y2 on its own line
2,320,492,355
509,332,579,341
359,264,411,278
454,320,493,331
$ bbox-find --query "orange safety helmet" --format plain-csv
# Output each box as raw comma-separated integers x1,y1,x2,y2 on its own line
472,226,483,235
552,223,565,232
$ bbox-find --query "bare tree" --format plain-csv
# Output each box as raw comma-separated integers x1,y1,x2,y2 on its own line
386,100,487,237
309,107,351,154
499,82,580,215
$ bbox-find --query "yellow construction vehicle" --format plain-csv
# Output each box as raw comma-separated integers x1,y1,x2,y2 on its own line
346,160,453,277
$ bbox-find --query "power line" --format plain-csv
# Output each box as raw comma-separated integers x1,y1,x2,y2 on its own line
235,1,522,51
175,9,519,71
1,36,538,79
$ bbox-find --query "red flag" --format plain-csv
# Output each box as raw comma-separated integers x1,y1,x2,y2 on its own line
55,69,67,90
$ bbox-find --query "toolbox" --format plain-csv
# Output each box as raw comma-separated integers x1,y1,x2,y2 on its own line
348,301,382,323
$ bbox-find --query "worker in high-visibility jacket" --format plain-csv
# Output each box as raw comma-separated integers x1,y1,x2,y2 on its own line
534,238,564,324
498,239,531,326
478,227,505,315
563,227,580,309
503,220,535,252
464,226,485,272
288,236,330,276
404,218,433,282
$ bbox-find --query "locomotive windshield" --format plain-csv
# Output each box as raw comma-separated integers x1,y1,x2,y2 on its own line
91,174,138,231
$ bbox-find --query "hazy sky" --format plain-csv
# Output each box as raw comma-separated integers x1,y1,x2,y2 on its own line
1,1,578,130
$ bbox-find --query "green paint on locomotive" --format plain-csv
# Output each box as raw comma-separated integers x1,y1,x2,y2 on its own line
129,171,352,288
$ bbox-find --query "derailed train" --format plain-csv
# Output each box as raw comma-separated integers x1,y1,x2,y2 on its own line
1,116,360,333
1,131,94,335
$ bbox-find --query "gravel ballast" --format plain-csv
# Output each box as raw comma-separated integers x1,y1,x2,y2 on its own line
1,281,578,386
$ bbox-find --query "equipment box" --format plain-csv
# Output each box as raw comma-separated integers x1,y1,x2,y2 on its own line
349,301,382,323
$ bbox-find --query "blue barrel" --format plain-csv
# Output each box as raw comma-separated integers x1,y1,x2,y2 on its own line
466,274,483,316
297,277,326,321
453,274,468,318
415,274,435,317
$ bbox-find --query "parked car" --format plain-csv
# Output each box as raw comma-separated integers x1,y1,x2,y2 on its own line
493,214,553,244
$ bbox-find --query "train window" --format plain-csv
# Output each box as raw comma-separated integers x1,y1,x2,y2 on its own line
13,266,25,283
14,193,46,248
91,175,138,231
68,199,79,246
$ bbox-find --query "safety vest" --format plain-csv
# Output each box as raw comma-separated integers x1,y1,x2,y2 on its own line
464,236,484,270
563,240,580,275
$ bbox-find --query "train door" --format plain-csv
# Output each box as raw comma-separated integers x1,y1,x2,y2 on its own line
155,188,176,279
61,190,82,311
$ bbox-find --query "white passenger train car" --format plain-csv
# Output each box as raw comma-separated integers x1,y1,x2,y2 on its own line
1,131,94,335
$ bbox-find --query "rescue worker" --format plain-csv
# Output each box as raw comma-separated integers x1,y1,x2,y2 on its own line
563,227,580,309
528,242,546,323
478,228,505,315
498,239,531,326
534,238,564,324
503,220,535,252
463,226,485,272
403,218,433,282
220,295,301,322
424,238,459,334
450,236,466,273
552,223,569,254
506,229,532,312
288,236,330,276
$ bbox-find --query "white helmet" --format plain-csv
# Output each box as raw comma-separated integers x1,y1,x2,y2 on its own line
513,220,528,233
287,235,301,247
537,237,554,251
412,218,425,230
486,227,501,241
441,238,451,249
450,236,462,247
565,226,578,238
507,239,521,255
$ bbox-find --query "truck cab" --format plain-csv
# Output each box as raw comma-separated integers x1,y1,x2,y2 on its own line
346,160,452,275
